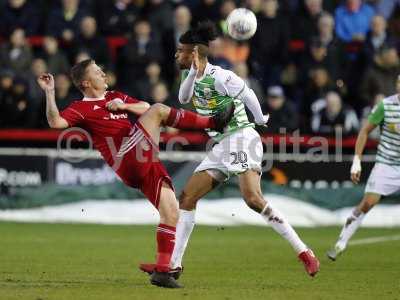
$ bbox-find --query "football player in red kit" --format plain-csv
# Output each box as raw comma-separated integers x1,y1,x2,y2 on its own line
37,59,234,288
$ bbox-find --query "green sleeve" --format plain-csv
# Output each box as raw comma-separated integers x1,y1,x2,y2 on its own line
368,101,385,125
181,70,189,82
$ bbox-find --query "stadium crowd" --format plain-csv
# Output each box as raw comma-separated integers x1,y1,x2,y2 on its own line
0,0,399,135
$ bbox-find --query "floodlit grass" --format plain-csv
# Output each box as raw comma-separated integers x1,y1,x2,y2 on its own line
0,223,399,300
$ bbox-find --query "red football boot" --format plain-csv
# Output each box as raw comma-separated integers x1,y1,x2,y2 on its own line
139,263,183,280
298,249,320,277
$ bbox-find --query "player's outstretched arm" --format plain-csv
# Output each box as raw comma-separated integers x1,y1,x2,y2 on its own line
37,73,69,129
106,100,150,116
351,121,377,184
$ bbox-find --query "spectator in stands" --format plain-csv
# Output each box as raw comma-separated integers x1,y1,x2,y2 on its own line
233,62,264,101
96,0,140,36
292,0,324,41
311,91,359,135
55,73,77,110
118,19,163,92
359,45,400,104
47,0,89,42
261,86,299,133
246,0,263,14
162,5,192,83
151,81,172,105
192,0,221,25
0,0,40,37
360,93,383,140
218,0,237,34
0,70,15,127
26,58,48,107
301,38,340,83
40,36,70,75
335,0,375,42
74,49,91,64
303,66,336,117
134,61,162,101
144,0,174,37
209,37,232,70
376,0,400,19
150,81,179,133
76,16,112,69
0,76,35,128
317,13,336,47
361,15,392,66
0,28,33,77
249,0,290,88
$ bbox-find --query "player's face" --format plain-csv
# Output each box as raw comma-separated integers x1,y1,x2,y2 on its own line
83,63,108,91
175,43,193,69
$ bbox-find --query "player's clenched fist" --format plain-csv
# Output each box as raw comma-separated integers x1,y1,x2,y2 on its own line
106,99,126,112
350,155,361,184
37,73,55,91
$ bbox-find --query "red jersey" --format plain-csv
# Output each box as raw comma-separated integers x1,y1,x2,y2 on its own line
60,90,140,168
60,90,173,207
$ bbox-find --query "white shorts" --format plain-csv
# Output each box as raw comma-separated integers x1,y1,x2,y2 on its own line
194,127,263,181
365,163,400,196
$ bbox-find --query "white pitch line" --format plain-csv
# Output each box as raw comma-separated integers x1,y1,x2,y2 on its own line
349,234,400,246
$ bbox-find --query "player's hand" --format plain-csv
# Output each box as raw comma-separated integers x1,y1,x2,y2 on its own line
37,73,55,92
350,155,362,184
192,46,200,71
106,99,126,112
255,114,270,127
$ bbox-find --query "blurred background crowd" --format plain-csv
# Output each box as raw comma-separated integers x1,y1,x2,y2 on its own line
0,0,399,136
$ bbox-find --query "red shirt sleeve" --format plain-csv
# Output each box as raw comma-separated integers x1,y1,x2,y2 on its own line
60,103,85,127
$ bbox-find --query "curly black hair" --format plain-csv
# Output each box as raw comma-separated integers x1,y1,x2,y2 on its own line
179,21,219,46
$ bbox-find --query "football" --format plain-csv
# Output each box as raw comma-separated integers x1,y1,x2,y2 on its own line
226,8,257,40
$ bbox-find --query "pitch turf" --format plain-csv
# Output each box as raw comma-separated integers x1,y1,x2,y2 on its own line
0,222,399,300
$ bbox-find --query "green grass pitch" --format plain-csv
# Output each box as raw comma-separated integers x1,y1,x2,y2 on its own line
0,222,399,300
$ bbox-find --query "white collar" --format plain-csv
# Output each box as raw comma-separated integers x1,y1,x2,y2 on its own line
82,92,106,101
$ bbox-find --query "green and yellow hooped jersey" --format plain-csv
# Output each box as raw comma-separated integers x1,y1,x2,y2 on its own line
181,63,254,141
368,95,400,165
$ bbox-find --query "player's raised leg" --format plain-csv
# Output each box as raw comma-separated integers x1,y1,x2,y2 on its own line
137,102,234,144
238,170,320,277
147,182,183,288
327,193,380,261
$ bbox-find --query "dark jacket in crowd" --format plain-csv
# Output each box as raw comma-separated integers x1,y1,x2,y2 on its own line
262,100,299,133
250,14,290,67
46,6,88,39
0,1,41,37
117,36,163,91
75,34,112,69
360,63,400,103
311,106,359,135
96,1,141,36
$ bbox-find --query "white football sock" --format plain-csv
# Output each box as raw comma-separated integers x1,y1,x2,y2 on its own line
335,209,365,251
261,204,308,254
170,209,196,269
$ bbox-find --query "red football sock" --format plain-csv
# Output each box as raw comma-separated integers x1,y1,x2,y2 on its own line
165,108,216,130
156,223,176,272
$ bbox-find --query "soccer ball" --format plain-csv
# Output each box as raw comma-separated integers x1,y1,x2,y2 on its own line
226,8,257,40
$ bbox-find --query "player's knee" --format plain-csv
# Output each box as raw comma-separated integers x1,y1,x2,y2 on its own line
150,103,168,116
242,190,265,213
179,191,197,211
359,196,378,213
160,205,179,226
